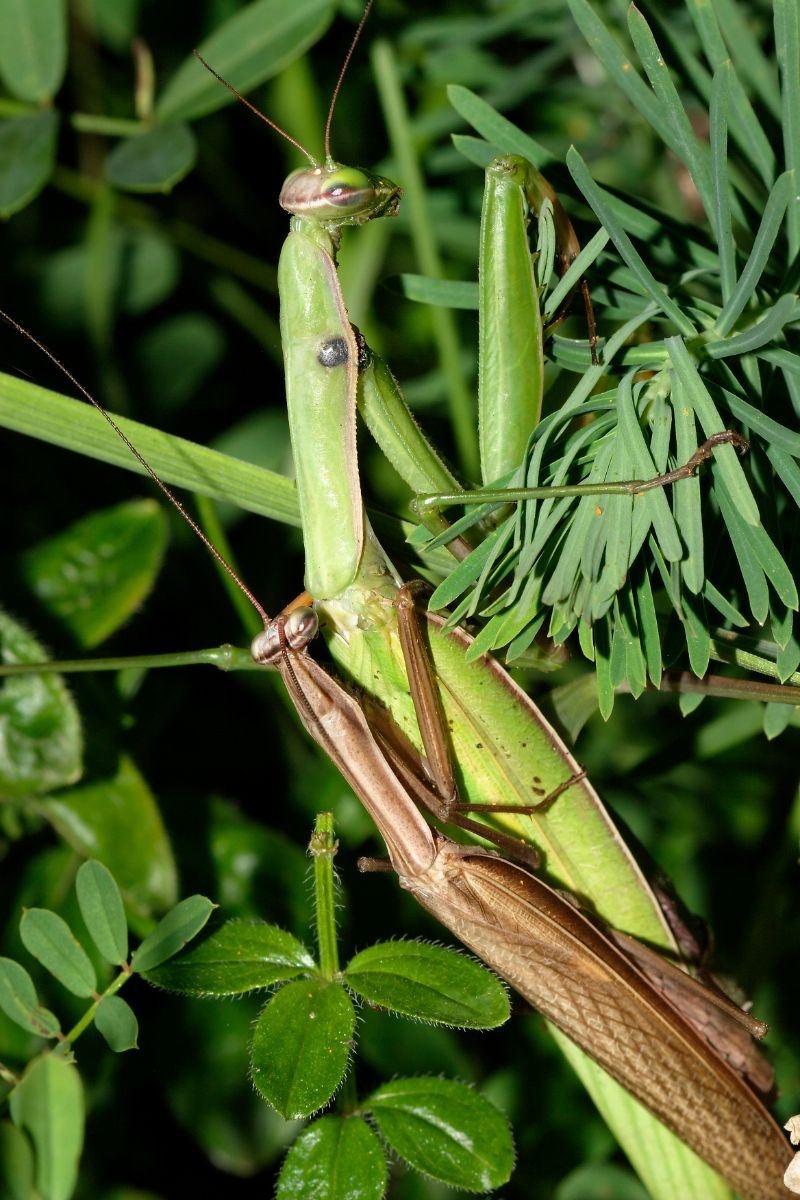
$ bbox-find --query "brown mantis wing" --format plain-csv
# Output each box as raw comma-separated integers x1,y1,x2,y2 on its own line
270,637,791,1200
406,843,791,1200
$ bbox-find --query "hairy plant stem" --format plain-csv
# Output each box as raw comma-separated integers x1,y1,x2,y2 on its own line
310,813,340,980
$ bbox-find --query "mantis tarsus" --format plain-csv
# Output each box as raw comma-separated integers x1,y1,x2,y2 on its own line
1,5,795,1198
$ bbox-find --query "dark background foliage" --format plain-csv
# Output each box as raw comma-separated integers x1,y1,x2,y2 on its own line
1,1,798,1197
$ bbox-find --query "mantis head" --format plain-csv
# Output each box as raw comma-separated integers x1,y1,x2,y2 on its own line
279,164,402,227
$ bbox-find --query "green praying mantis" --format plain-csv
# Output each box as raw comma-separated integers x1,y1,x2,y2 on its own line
0,5,795,1198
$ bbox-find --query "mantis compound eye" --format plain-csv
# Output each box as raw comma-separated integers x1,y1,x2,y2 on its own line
250,606,319,664
279,165,401,225
284,606,319,648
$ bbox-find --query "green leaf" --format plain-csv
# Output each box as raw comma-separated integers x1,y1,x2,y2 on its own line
776,0,800,256
276,1116,386,1200
0,374,300,529
9,1054,83,1200
398,274,478,310
626,7,712,218
0,1120,35,1200
344,941,509,1029
156,0,335,124
105,124,197,194
94,995,138,1052
19,909,96,998
20,500,168,649
144,919,314,995
0,958,60,1039
556,1161,650,1199
41,756,178,921
0,0,66,102
566,148,695,337
763,701,793,740
447,84,555,167
131,895,216,973
135,313,227,413
709,64,736,304
250,978,354,1118
75,861,128,966
713,173,793,336
665,337,760,525
38,229,180,327
707,294,799,359
0,608,82,799
367,1076,514,1191
77,0,140,53
0,112,59,218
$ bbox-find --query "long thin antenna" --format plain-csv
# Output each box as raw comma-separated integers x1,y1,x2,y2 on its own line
0,307,272,630
193,51,318,167
324,0,374,165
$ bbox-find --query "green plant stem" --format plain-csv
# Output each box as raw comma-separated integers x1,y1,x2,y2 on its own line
309,814,340,979
0,646,260,677
70,113,145,136
710,633,800,686
62,967,130,1048
371,40,479,481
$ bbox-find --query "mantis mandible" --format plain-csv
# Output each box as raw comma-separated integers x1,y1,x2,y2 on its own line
1,5,793,1197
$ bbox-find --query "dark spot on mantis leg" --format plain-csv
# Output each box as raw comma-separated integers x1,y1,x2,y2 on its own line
351,323,371,371
318,336,349,368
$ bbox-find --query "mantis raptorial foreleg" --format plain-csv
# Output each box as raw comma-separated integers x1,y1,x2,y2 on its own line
411,429,750,521
394,582,585,828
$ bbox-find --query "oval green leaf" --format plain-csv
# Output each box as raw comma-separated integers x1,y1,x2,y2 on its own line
0,112,59,218
276,1116,386,1200
9,1053,84,1200
144,919,313,995
20,500,168,649
105,124,197,194
0,958,60,1039
0,1119,35,1200
250,979,354,1118
344,941,509,1029
19,909,96,998
0,608,82,799
0,0,66,102
156,0,334,124
367,1077,514,1192
94,995,138,1052
136,313,227,414
556,1162,650,1199
41,756,178,921
130,895,216,973
75,861,128,965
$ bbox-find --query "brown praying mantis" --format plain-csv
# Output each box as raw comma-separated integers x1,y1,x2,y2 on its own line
0,4,796,1197
0,335,792,1200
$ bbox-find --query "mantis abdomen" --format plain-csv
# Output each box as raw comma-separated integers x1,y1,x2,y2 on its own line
407,841,791,1200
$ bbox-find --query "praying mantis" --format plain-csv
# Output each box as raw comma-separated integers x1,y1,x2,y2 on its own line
0,4,796,1198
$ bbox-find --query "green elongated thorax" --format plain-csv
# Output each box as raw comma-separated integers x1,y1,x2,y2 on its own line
279,218,362,601
479,156,544,485
277,162,401,602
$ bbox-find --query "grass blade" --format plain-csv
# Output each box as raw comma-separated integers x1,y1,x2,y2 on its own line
567,150,696,337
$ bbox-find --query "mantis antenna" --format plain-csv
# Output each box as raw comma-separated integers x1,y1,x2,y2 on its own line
324,0,374,165
193,0,375,168
0,306,273,631
191,51,318,166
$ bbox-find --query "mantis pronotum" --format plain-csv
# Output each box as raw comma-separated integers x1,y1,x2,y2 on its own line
1,5,795,1198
